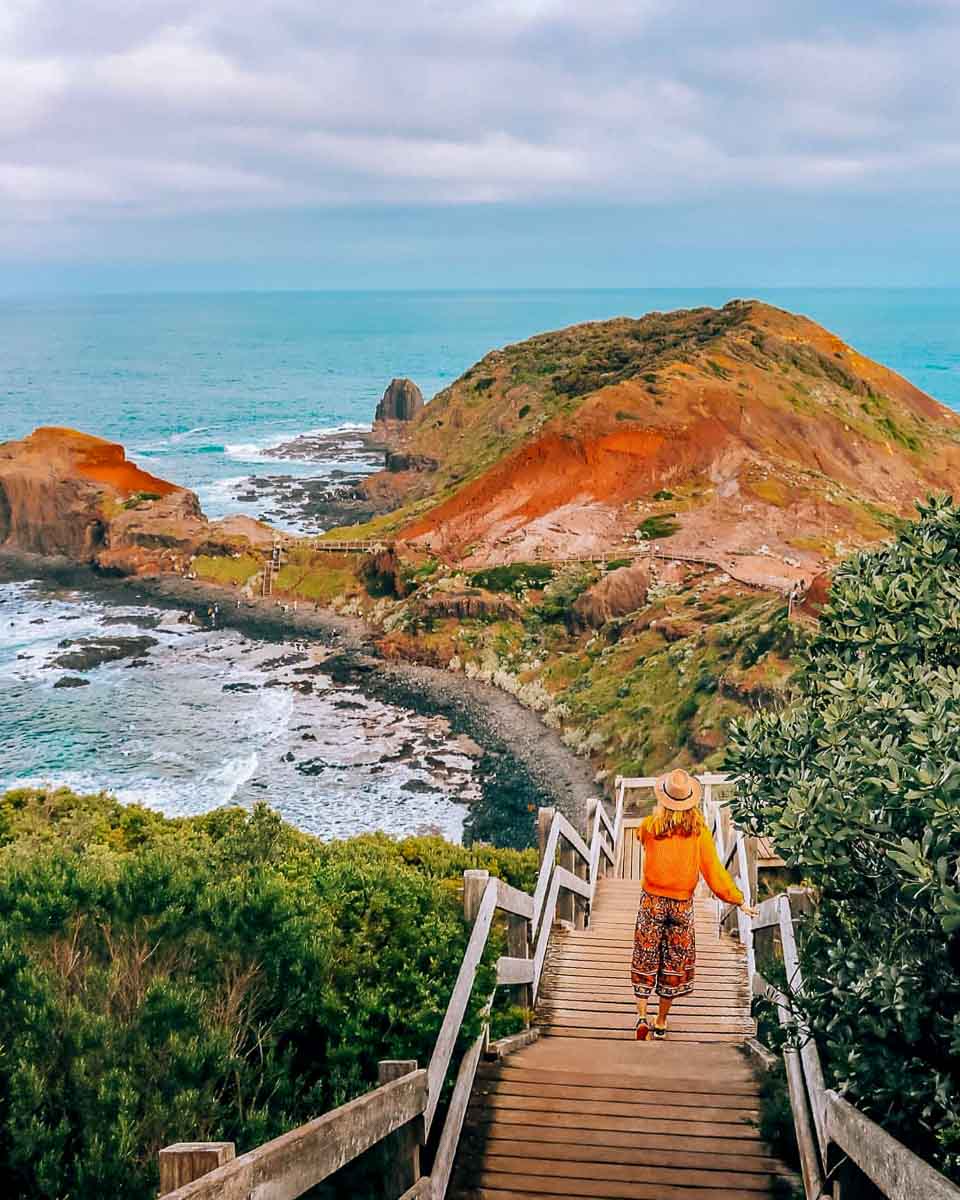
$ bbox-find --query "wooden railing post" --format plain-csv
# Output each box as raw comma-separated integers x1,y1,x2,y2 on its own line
159,1143,235,1195
463,870,489,925
558,839,575,925
377,1060,422,1198
507,909,532,1014
586,797,600,922
537,807,555,864
746,835,759,909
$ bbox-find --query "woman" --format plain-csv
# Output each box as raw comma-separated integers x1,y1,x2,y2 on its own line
632,768,757,1040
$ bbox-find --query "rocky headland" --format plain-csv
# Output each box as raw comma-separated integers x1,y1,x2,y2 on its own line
3,300,958,792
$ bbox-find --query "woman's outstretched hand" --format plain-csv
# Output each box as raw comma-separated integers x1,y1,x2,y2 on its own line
740,903,760,919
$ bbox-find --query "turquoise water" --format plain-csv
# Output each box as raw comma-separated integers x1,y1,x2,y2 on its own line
3,289,958,523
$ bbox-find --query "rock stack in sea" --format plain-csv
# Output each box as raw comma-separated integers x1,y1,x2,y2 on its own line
376,378,424,424
372,377,425,455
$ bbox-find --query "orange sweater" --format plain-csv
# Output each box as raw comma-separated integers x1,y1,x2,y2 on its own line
640,820,744,905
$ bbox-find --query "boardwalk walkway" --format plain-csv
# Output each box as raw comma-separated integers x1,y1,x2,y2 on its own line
451,879,788,1200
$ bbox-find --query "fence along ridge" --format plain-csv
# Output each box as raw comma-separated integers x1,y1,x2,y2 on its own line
157,792,623,1200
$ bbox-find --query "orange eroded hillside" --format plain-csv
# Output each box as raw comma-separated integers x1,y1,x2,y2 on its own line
23,427,180,497
383,301,960,570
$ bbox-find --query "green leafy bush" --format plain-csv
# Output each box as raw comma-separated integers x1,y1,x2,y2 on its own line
468,563,554,595
531,567,595,625
725,495,960,1179
121,491,162,509
637,514,680,540
0,789,534,1199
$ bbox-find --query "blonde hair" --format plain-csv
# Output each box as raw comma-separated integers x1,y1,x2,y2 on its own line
644,804,704,840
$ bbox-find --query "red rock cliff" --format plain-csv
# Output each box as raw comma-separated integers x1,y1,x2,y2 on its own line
0,427,269,574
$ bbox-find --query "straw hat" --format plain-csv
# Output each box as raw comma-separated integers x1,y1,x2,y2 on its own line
654,768,703,812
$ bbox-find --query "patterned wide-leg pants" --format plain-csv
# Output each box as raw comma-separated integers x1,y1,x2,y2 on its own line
630,891,696,998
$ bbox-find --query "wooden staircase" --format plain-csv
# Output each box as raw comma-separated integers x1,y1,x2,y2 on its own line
449,878,786,1200
539,881,755,1043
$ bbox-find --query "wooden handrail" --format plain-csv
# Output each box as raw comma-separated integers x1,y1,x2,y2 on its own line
826,1091,960,1200
424,876,499,1137
159,1070,427,1200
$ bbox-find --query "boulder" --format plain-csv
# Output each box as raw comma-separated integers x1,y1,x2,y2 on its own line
385,451,439,474
376,378,424,423
571,562,651,629
50,635,159,671
799,570,832,617
53,675,91,689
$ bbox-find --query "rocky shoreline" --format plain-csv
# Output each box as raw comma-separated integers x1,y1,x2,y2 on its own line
0,548,595,843
232,427,389,531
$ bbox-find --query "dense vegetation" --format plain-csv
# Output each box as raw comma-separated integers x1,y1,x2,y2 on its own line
727,495,960,1179
0,788,537,1199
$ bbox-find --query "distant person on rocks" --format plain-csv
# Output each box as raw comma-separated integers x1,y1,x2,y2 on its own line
632,769,757,1040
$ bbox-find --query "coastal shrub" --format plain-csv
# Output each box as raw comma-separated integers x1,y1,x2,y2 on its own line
636,514,680,540
397,557,440,593
738,610,803,668
468,563,554,595
121,491,161,509
531,566,595,625
0,789,531,1200
725,495,960,1179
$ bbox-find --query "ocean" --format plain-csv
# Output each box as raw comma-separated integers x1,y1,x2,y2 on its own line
1,287,958,835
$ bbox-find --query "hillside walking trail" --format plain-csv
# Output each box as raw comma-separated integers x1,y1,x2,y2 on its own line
451,878,790,1200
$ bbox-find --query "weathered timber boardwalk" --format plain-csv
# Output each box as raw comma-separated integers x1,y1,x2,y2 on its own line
449,878,782,1200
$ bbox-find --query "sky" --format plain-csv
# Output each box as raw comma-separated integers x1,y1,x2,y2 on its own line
2,0,959,291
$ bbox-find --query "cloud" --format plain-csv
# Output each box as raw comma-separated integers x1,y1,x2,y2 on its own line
0,0,958,247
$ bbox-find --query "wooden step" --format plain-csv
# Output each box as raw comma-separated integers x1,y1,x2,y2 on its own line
464,1101,764,1140
468,1171,773,1199
541,984,748,1000
541,1013,755,1031
461,1120,778,1161
473,1064,761,1096
540,1028,753,1042
540,1003,751,1020
478,1152,777,1193
472,1079,756,1112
